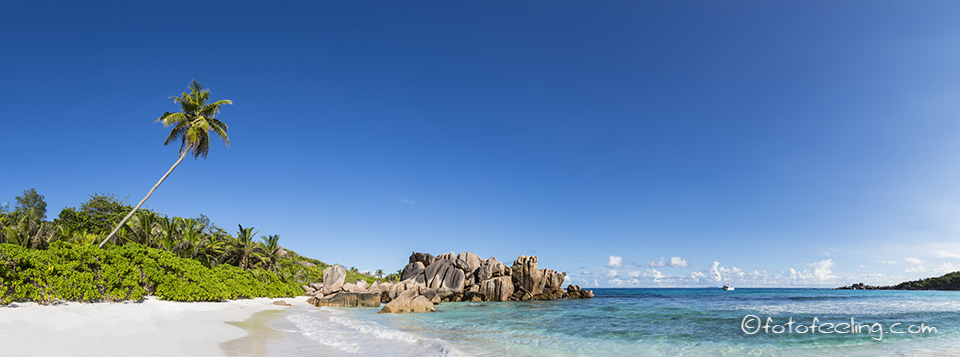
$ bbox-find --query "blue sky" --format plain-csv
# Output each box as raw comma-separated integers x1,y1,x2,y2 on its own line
4,1,960,287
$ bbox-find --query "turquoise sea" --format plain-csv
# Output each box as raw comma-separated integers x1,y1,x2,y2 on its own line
278,289,960,356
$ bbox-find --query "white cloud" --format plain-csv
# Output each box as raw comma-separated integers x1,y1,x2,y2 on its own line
608,255,623,268
935,250,960,259
859,265,866,268
649,256,689,268
581,270,592,275
904,257,925,265
785,259,837,285
648,269,665,280
931,262,959,276
670,257,688,267
710,261,722,283
905,265,925,273
880,260,898,264
809,259,835,281
585,257,906,287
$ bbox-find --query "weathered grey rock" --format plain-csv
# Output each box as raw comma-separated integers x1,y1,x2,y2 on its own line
409,252,436,267
385,278,426,301
322,265,347,295
565,285,594,299
309,292,380,307
476,257,509,282
356,280,370,291
464,291,485,302
401,262,425,281
511,256,545,297
457,252,483,273
419,287,441,304
308,282,323,291
479,276,514,302
424,259,465,298
537,269,567,300
272,300,292,306
437,252,457,261
378,290,436,314
342,283,361,293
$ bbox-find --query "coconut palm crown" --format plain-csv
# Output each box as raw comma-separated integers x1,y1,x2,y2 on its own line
159,80,232,159
98,80,231,248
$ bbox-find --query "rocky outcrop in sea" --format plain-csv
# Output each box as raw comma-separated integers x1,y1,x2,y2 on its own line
304,251,593,313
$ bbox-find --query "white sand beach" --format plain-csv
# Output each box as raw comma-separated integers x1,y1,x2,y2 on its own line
0,296,322,356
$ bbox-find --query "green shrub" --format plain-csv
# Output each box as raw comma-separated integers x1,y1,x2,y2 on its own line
0,242,298,304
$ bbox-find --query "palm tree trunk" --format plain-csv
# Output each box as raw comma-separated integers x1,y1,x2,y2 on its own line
98,150,189,248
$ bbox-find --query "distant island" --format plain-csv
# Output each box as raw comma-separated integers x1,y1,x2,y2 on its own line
838,271,960,290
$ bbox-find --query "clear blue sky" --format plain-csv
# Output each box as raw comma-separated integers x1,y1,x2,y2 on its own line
4,1,960,287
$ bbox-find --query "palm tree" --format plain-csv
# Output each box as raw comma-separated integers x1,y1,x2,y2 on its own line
232,224,260,270
375,269,384,280
258,234,284,273
99,80,231,247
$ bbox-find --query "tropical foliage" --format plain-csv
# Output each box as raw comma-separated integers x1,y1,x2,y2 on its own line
894,271,960,290
0,190,377,304
0,242,297,304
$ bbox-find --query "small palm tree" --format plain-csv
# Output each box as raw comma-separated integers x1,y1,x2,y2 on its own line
99,80,231,247
375,269,384,280
258,234,284,273
233,224,259,270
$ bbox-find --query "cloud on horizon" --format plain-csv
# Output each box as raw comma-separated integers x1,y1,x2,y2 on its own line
608,255,623,268
649,256,689,268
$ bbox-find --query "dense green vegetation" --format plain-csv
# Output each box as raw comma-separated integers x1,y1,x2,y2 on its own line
0,190,378,304
894,271,960,290
0,242,297,304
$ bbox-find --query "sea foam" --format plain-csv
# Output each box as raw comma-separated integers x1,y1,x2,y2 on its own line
286,307,462,356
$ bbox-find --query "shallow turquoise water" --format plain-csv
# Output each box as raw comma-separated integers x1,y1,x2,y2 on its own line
287,288,960,356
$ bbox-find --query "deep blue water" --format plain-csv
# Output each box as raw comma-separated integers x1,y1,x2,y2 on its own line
286,288,960,356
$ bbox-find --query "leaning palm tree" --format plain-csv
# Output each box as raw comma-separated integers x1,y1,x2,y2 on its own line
99,80,231,248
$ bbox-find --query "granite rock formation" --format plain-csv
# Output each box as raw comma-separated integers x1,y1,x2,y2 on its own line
304,252,593,313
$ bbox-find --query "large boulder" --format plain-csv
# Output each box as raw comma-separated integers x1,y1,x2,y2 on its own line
565,285,594,299
424,259,465,298
436,252,473,274
538,269,567,300
341,283,361,293
457,252,483,273
322,265,347,295
511,256,545,298
409,252,436,267
478,276,514,302
308,292,380,308
385,278,427,301
378,290,436,314
401,262,425,281
476,257,510,282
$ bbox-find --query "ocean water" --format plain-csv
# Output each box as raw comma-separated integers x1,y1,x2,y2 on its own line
281,289,960,356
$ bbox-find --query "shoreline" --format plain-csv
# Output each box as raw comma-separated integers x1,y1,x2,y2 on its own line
0,296,314,356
